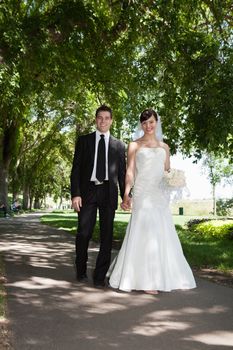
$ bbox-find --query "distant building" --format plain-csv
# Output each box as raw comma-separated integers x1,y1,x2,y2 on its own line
171,199,213,216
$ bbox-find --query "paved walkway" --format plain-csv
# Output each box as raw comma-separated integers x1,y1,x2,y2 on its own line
0,213,233,350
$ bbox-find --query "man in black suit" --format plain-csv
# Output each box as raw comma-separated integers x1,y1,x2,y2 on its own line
71,105,126,287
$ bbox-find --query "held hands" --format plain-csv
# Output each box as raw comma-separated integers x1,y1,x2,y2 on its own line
72,196,82,212
120,195,132,211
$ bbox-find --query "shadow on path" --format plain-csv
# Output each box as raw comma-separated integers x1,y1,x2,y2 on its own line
0,213,233,350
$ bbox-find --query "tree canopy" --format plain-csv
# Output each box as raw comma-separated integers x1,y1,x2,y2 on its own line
0,0,232,207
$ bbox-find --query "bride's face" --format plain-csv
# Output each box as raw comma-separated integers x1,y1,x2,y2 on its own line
141,116,157,135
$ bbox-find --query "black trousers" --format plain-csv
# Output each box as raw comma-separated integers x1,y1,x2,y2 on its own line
75,182,115,282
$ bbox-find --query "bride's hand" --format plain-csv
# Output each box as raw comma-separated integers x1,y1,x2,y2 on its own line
121,196,131,211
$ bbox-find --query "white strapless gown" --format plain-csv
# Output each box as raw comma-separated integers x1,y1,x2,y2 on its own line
108,147,196,292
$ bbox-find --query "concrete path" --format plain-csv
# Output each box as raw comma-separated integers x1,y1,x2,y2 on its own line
0,213,233,350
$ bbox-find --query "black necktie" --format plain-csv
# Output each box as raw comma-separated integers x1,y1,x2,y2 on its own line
96,134,106,182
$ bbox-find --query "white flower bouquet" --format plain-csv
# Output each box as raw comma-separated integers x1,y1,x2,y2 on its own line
163,169,186,188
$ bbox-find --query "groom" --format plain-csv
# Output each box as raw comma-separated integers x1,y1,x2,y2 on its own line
71,105,126,287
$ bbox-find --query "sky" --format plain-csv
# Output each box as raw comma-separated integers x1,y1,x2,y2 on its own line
170,153,233,200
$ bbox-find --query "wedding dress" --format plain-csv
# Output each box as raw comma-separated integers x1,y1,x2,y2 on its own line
108,147,196,292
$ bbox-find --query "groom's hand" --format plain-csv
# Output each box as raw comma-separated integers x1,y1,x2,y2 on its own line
72,196,82,212
121,197,131,211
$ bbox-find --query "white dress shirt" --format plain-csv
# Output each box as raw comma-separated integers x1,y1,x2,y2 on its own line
90,130,110,182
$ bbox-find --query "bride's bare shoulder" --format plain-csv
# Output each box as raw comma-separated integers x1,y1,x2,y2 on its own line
159,141,170,151
128,140,141,151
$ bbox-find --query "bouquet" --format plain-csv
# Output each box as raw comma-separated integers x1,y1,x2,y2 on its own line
163,169,186,188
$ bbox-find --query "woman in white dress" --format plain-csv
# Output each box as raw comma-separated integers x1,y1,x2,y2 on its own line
107,109,196,294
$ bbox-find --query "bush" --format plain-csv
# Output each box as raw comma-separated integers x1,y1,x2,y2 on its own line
191,220,233,240
186,218,211,230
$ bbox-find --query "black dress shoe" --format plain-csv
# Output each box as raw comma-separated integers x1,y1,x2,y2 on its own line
73,259,88,283
76,274,88,283
93,280,106,288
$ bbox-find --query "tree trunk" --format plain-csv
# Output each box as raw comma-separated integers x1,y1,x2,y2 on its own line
11,170,21,202
23,184,30,210
0,165,9,209
0,119,21,210
212,183,216,216
44,195,47,209
12,191,19,202
29,195,33,210
59,192,63,209
34,196,40,209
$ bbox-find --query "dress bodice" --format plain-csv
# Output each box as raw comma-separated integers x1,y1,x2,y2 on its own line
135,147,166,182
133,147,167,208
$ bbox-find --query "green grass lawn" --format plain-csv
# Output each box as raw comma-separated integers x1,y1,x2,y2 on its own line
41,211,233,273
177,227,233,273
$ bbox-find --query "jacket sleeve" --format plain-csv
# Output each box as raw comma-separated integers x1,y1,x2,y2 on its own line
118,141,126,199
70,136,83,198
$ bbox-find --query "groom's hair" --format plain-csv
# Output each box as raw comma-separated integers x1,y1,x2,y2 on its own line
95,105,113,118
140,108,158,123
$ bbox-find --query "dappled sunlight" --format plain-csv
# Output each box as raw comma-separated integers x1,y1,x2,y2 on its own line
7,276,71,290
120,304,232,337
185,331,233,346
1,214,233,349
89,246,101,253
10,291,44,306
1,242,55,254
0,239,73,268
124,320,190,336
84,302,127,315
147,305,229,319
0,219,75,271
201,305,229,314
0,318,8,323
69,288,154,315
143,308,200,320
57,227,74,231
178,307,203,314
27,256,57,269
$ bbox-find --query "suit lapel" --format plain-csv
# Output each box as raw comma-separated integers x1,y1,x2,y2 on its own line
88,132,96,168
108,136,117,175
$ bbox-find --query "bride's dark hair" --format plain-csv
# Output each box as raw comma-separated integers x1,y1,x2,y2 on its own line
140,109,158,123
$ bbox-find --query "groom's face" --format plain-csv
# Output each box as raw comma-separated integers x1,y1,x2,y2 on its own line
96,111,113,133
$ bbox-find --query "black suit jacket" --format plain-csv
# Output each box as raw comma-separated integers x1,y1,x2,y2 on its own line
71,132,126,209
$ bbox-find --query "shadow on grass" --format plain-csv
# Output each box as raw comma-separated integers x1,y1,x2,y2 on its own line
178,229,233,272
41,214,128,244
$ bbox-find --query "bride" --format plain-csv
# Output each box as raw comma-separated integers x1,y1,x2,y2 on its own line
107,108,196,294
